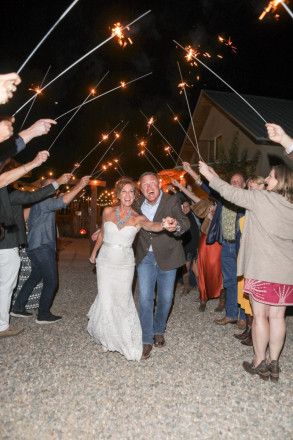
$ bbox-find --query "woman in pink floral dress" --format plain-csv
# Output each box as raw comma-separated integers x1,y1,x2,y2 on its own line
198,162,293,383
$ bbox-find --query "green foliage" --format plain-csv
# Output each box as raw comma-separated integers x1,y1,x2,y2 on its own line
215,132,260,180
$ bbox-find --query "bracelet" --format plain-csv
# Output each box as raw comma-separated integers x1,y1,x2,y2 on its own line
195,177,202,185
23,164,28,174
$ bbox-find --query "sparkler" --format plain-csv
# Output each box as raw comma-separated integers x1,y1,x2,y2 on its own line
19,65,51,130
71,122,121,174
91,122,129,176
164,145,177,166
48,71,109,152
218,36,237,54
13,10,151,116
55,72,152,120
259,0,293,20
140,110,184,163
174,40,267,124
137,147,159,173
177,62,203,161
17,0,79,74
167,103,200,160
111,23,133,48
135,134,172,178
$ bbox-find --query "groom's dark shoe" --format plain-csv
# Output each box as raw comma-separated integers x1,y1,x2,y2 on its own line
141,344,152,360
154,334,165,348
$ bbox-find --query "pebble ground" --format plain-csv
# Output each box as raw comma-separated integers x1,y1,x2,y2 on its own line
1,238,292,440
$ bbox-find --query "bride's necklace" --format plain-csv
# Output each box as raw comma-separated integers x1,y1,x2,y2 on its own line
116,206,132,229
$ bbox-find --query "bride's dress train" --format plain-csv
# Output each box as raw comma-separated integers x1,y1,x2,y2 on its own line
87,221,142,361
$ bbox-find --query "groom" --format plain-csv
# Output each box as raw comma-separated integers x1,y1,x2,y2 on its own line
136,172,190,360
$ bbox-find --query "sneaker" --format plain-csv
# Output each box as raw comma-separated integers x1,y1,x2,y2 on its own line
0,326,24,338
10,310,33,318
35,314,62,324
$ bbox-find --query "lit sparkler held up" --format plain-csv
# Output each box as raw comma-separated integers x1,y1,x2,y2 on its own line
177,62,203,161
140,110,184,163
259,0,293,20
55,72,152,121
48,71,109,152
13,10,151,116
71,122,121,174
174,40,267,124
91,122,129,176
20,65,52,130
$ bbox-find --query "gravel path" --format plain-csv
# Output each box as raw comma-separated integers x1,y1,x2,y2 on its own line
1,238,292,440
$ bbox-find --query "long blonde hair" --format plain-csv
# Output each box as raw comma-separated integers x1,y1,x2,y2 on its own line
272,164,293,203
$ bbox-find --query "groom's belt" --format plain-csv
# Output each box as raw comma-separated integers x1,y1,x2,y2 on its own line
103,241,132,250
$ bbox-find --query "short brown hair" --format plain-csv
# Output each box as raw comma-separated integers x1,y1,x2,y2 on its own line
138,172,159,185
114,177,139,200
272,164,293,203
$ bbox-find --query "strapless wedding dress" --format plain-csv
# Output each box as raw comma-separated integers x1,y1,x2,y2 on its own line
87,221,142,361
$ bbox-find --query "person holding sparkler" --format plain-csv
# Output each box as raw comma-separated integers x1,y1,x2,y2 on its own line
198,161,293,383
266,123,293,161
0,72,21,105
88,177,177,362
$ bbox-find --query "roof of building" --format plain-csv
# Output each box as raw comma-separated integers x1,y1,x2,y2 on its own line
200,90,293,141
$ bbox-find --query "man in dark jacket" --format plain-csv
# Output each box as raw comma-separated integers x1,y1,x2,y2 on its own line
0,170,69,338
136,172,190,360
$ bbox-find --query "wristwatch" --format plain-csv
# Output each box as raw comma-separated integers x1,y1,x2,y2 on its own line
175,224,181,233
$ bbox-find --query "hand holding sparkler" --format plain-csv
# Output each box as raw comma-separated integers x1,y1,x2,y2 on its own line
198,161,215,182
0,73,21,104
62,175,91,205
56,173,72,186
266,123,293,152
0,117,15,143
19,119,57,144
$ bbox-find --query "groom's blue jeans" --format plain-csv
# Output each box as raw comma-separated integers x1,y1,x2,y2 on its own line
137,252,176,345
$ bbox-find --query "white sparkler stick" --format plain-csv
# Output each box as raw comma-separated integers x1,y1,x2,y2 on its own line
17,0,79,74
140,110,184,163
174,40,267,124
71,122,121,173
48,71,109,151
177,62,204,161
91,122,129,175
13,10,151,116
138,150,159,173
167,104,199,156
19,65,52,130
281,1,293,19
55,72,152,120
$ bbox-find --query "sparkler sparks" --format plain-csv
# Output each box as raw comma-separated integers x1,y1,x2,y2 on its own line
259,0,283,20
111,23,133,48
13,10,151,116
147,116,155,133
218,35,237,53
120,81,126,88
28,86,42,94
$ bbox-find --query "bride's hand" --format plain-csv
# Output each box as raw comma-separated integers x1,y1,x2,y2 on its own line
89,254,96,264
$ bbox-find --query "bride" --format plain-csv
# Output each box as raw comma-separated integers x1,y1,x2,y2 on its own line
88,177,175,361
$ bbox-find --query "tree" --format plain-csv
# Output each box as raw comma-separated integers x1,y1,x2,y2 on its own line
215,132,260,180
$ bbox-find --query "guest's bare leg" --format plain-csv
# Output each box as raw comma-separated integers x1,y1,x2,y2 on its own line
191,259,199,288
250,297,270,366
268,305,286,362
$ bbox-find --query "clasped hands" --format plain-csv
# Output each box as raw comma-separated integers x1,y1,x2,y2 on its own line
161,216,178,232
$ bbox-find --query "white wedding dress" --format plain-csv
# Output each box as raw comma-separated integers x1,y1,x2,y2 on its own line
87,221,143,361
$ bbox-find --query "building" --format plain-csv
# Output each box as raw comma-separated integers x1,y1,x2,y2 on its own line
179,90,293,176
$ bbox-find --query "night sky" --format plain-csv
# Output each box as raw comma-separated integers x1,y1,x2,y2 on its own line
1,0,293,185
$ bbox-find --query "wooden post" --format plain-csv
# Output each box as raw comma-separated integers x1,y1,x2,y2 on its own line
89,179,106,252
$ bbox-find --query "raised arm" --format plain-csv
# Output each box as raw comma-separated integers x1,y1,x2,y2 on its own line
19,119,57,144
171,179,201,203
0,150,49,188
62,176,91,204
182,162,201,184
266,123,293,155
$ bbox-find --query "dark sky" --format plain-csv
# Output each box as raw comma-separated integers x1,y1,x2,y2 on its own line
1,0,293,185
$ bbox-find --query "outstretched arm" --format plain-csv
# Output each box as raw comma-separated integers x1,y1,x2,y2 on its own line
171,179,201,203
0,150,49,188
137,215,176,232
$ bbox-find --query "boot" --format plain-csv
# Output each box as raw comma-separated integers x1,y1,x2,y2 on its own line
199,298,206,312
181,272,192,296
234,314,253,340
214,288,226,312
241,330,253,346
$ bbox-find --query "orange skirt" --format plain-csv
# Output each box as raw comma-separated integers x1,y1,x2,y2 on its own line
198,233,222,301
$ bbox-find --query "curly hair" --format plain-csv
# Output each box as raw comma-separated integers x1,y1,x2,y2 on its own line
272,164,293,203
114,177,139,200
